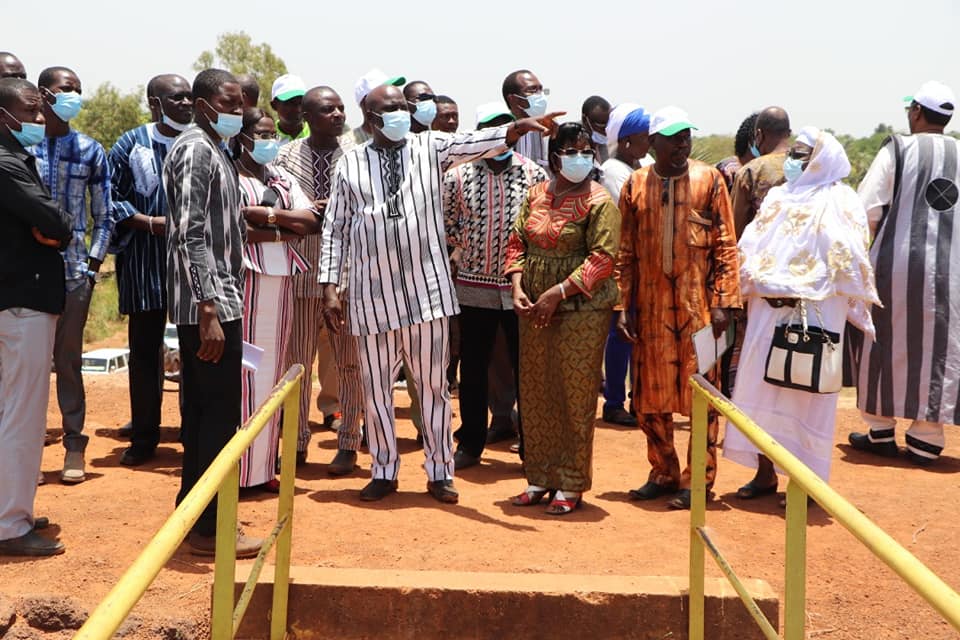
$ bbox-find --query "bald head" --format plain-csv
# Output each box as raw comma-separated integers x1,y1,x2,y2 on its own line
755,106,791,154
235,73,260,108
147,74,189,98
147,74,192,128
303,86,339,111
0,52,26,80
365,84,404,114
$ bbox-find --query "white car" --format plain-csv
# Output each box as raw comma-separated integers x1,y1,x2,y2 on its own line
81,348,130,374
163,323,181,382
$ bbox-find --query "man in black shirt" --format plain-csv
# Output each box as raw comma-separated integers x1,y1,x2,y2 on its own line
0,77,72,557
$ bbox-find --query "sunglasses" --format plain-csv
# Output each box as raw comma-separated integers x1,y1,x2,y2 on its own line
554,148,595,158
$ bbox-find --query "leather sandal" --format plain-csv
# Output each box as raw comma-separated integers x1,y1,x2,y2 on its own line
736,479,778,500
545,491,582,515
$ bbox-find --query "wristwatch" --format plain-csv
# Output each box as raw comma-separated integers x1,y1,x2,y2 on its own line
266,207,277,225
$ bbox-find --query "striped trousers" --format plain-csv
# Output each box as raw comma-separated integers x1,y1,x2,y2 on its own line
357,317,453,482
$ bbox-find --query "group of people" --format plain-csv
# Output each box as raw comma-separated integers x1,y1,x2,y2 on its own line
1,47,957,558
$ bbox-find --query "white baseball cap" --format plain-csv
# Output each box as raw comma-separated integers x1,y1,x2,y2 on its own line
904,81,955,116
354,68,406,106
271,74,306,102
475,102,514,127
648,106,698,137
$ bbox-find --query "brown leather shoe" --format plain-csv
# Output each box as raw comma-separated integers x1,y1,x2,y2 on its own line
187,530,263,559
0,530,65,557
426,479,459,504
327,449,358,476
359,479,398,501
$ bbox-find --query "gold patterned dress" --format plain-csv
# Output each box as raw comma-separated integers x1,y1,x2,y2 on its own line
504,181,620,492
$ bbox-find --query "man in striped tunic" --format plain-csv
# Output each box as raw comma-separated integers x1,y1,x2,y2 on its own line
109,74,192,466
850,81,959,465
319,84,558,503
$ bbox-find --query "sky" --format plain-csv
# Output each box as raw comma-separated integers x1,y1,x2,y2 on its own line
5,0,958,137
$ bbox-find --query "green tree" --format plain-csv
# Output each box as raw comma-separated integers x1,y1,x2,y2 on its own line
73,83,149,151
194,31,287,112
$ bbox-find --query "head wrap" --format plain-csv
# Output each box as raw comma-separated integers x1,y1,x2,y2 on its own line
618,108,650,140
738,126,879,337
605,103,641,144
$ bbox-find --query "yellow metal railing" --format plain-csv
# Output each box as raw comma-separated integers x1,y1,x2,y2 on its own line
74,364,304,640
688,373,960,640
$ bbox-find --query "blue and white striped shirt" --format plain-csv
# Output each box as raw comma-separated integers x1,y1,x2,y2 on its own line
32,130,113,290
108,124,175,314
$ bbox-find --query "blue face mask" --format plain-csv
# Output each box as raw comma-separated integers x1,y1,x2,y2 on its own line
591,131,608,145
200,98,242,140
412,100,437,127
749,143,761,158
559,154,594,183
521,92,547,118
493,150,513,162
783,157,805,183
2,109,45,147
248,138,280,165
50,91,82,122
377,110,411,142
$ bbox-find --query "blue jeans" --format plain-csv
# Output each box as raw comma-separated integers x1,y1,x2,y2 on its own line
602,311,632,412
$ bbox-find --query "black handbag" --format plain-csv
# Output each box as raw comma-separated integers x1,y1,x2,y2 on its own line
763,303,842,394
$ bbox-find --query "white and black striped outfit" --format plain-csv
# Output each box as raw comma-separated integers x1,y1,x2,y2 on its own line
515,130,549,172
275,137,365,453
163,126,245,325
856,133,960,459
319,127,510,481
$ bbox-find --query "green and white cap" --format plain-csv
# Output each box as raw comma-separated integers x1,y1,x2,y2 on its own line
649,106,698,136
903,80,955,116
475,102,514,127
354,68,406,106
271,74,306,102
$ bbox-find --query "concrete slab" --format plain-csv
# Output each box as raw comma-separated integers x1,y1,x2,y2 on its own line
231,566,778,640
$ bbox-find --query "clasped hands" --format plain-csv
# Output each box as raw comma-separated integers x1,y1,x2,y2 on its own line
513,285,562,329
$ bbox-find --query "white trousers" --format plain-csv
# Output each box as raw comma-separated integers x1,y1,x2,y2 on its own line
357,317,453,482
0,308,57,540
862,412,946,460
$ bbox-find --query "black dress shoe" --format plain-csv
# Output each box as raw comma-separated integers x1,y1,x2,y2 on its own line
119,447,156,466
453,450,480,471
848,432,899,457
628,481,676,501
117,423,133,439
426,479,459,504
328,449,358,476
905,450,936,466
667,489,692,510
602,407,638,427
359,479,398,501
0,530,64,557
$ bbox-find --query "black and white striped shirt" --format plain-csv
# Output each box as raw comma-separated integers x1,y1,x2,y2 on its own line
515,130,549,171
163,126,245,325
319,127,509,336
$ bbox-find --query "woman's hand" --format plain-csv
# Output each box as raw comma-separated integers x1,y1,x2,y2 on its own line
616,310,637,343
530,286,563,328
710,307,731,339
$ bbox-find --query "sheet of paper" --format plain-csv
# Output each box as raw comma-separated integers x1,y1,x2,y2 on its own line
242,341,265,372
692,324,734,375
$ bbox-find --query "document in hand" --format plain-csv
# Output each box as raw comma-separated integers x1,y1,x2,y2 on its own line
242,341,265,371
692,324,734,375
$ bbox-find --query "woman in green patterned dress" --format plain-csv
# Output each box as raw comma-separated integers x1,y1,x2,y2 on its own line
503,122,621,515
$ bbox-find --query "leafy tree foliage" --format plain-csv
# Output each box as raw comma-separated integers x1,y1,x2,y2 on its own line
194,31,287,113
72,83,149,151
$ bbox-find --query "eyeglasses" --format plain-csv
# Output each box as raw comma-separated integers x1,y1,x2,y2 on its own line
164,92,192,103
554,148,595,158
786,149,810,160
513,87,550,97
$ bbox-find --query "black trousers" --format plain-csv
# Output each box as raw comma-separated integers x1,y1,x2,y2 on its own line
175,320,242,537
127,309,166,453
454,306,521,458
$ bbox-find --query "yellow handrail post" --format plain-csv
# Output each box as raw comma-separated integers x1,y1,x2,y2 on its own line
270,378,301,640
688,391,708,640
211,465,240,640
783,482,808,640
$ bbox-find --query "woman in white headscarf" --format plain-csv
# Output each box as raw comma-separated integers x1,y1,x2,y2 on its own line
724,127,880,504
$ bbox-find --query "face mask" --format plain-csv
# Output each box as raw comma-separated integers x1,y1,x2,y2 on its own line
412,100,437,127
749,143,761,158
247,138,280,165
377,110,411,142
493,150,513,162
200,98,242,140
591,131,608,145
783,157,805,183
2,109,46,147
521,93,547,118
50,91,82,122
162,113,190,132
559,154,594,183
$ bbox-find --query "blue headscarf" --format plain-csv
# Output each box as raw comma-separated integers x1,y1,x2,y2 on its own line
618,108,650,140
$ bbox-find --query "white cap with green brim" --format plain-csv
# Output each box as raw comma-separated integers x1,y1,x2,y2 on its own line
271,74,306,102
649,106,698,136
903,80,955,116
475,102,515,127
354,68,407,106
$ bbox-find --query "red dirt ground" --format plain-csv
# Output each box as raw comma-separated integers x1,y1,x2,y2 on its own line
1,332,959,639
